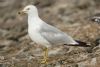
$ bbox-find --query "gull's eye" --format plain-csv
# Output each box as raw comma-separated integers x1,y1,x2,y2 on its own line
27,8,30,10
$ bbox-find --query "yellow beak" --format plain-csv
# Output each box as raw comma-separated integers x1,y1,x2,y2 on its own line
18,11,26,15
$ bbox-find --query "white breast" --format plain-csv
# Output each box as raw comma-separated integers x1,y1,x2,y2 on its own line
28,19,51,48
28,15,52,48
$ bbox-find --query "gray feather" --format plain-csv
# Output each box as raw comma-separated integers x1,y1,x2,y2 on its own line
39,23,78,45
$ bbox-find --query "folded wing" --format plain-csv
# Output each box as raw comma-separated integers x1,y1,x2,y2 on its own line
39,23,78,45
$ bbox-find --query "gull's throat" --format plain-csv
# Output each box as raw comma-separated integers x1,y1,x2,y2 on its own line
28,13,43,30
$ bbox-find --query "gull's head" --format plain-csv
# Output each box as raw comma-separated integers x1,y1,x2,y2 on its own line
18,5,38,16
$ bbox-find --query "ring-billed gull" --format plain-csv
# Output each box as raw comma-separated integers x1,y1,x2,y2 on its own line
18,5,78,64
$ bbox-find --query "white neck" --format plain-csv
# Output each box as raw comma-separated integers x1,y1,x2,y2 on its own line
28,11,39,18
27,13,43,29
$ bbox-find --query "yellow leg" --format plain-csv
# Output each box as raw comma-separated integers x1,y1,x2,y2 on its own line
41,48,48,64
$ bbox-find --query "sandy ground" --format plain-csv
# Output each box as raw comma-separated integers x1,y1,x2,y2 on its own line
0,0,100,67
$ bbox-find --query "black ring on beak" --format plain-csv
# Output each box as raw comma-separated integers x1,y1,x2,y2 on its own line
18,11,26,15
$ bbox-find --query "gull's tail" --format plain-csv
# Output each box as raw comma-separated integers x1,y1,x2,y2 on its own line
75,40,90,47
64,40,91,47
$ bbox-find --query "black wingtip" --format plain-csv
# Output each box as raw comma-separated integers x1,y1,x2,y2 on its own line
75,40,91,47
64,40,91,47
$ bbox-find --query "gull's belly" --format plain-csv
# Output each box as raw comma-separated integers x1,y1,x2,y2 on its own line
28,30,51,48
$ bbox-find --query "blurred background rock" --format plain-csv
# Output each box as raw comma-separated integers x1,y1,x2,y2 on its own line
0,0,100,67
